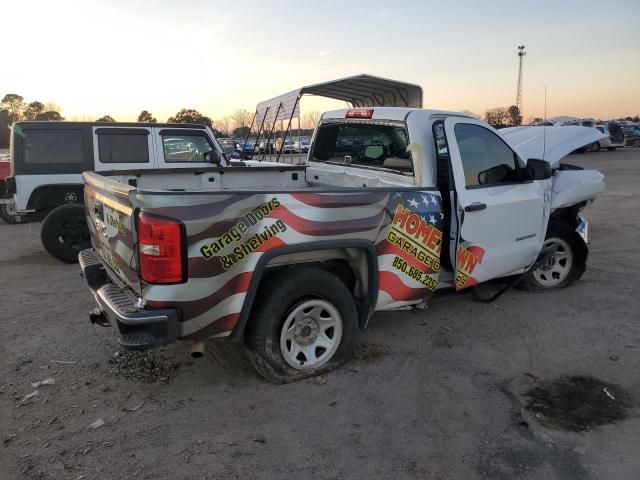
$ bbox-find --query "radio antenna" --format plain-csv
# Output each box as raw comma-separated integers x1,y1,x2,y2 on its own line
542,85,547,160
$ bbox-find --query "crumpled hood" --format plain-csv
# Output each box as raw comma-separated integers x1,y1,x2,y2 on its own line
499,126,605,165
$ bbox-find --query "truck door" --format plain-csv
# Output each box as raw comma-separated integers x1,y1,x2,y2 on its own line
442,118,549,289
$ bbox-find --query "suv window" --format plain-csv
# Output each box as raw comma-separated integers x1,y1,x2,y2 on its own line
454,123,522,188
311,122,413,175
98,130,149,163
24,129,83,164
161,133,214,163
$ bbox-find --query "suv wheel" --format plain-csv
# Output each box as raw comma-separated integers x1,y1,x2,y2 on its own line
519,222,586,290
590,142,600,152
245,267,358,383
40,204,90,263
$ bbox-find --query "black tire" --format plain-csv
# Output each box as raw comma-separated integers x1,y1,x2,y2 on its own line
590,142,600,152
0,203,22,224
607,147,616,151
634,139,640,148
245,267,358,383
519,222,587,290
40,204,90,263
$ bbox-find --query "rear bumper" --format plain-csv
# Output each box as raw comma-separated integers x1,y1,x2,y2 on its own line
79,249,178,350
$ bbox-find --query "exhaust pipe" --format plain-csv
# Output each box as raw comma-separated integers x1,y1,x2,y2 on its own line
190,340,205,358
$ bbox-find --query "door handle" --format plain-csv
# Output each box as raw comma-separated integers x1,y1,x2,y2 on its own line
464,202,486,212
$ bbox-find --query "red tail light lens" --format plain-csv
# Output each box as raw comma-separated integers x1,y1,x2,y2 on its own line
345,108,374,119
137,212,185,284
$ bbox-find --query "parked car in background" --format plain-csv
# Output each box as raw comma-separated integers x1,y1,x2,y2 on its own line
589,123,626,151
282,140,296,153
218,137,242,159
1,121,227,257
241,142,256,159
622,125,640,147
0,156,13,222
257,141,276,154
293,140,310,153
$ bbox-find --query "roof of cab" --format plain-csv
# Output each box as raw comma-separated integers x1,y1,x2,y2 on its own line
13,121,208,129
320,107,476,122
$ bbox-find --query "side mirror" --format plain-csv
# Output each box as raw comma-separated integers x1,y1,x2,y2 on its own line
526,158,552,180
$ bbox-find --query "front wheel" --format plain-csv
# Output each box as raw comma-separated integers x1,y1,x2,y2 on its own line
634,139,640,148
245,267,358,383
590,142,601,152
519,223,586,290
40,204,90,263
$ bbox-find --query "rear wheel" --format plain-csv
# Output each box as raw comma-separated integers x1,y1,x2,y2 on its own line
245,267,358,383
634,139,640,148
520,223,586,290
40,204,90,263
590,142,600,152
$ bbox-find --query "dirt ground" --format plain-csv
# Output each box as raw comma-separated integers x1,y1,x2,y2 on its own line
1,148,639,480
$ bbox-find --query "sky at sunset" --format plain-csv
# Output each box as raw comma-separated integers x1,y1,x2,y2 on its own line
1,0,638,123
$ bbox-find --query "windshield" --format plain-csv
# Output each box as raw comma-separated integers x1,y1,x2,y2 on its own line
310,122,413,175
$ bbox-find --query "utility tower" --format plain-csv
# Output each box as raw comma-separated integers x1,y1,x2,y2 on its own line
516,45,526,115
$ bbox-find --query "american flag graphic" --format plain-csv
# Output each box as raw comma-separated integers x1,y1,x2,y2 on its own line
375,190,444,309
142,190,444,338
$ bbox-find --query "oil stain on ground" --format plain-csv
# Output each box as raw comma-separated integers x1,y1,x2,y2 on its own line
524,375,634,431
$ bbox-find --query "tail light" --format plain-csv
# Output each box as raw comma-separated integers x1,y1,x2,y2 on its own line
137,212,186,284
345,108,374,119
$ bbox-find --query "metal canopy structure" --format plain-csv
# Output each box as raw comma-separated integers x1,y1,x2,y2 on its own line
244,74,423,162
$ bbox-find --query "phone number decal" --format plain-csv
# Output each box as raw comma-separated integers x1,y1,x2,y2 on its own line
392,256,438,291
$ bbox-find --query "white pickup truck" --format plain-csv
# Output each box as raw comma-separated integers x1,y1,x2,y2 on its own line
79,104,604,383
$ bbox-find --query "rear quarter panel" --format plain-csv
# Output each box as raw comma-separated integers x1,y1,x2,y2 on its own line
137,189,444,339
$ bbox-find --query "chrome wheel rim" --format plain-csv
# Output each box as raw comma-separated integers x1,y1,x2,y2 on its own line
280,299,342,371
532,237,573,287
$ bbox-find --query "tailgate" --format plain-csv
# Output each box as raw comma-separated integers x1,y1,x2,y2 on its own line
83,172,141,294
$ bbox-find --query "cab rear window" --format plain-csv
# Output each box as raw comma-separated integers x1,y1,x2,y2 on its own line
311,122,413,175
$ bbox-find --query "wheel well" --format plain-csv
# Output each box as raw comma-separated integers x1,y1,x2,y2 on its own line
233,245,378,339
26,184,84,212
547,210,588,269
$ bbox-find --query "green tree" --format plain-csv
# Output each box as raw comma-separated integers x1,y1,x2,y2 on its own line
137,110,157,123
507,105,522,126
484,107,509,128
23,101,45,120
232,126,251,138
36,111,64,121
167,108,212,127
96,115,116,122
1,94,25,122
